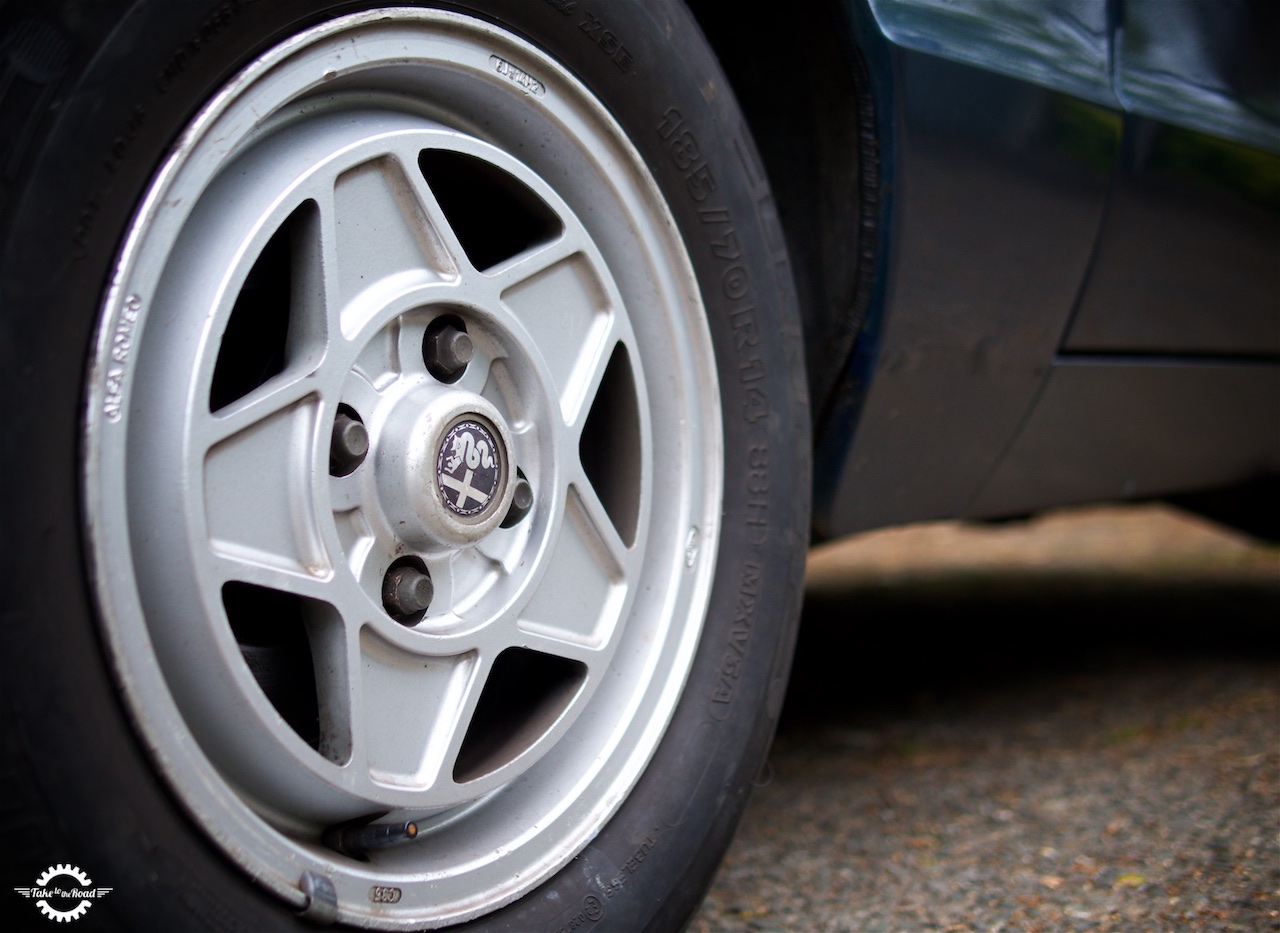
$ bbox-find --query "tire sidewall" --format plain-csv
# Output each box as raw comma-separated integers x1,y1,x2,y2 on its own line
0,2,809,930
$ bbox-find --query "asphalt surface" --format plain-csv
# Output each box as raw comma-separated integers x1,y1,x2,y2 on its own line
693,505,1280,932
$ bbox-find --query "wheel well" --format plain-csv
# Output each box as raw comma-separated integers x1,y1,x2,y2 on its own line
685,0,884,426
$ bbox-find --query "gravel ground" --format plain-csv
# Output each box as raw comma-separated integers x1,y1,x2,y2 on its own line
693,506,1280,932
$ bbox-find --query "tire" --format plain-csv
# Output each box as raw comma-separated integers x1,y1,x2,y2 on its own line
0,2,809,929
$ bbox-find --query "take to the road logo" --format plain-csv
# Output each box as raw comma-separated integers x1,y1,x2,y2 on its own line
13,864,112,922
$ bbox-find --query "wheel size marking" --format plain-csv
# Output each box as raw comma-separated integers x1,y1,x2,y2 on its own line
369,885,402,904
490,56,545,96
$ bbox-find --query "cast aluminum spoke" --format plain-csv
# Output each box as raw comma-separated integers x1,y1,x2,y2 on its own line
346,628,478,791
498,240,618,423
200,374,322,451
486,233,583,295
210,551,340,604
569,327,634,431
568,475,632,576
305,616,356,767
391,141,476,276
203,399,325,573
322,148,462,333
518,485,629,649
508,627,606,670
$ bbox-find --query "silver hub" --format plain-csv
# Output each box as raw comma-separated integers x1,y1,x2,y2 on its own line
375,387,515,548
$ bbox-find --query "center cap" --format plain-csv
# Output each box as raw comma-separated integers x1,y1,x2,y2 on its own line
436,418,503,518
375,388,516,548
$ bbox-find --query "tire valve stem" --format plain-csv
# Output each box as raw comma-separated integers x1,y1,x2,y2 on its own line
322,819,419,859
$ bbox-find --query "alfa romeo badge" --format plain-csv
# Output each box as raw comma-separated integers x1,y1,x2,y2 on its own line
436,418,502,518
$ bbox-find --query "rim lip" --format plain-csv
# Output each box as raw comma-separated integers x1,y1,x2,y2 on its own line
81,8,723,929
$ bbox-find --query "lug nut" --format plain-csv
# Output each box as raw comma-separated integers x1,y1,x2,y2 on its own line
501,473,534,527
424,323,473,382
382,564,434,619
330,412,369,476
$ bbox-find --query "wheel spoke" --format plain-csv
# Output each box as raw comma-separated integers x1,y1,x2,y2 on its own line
573,320,638,428
570,476,632,575
203,398,326,574
498,242,617,423
199,371,321,449
324,151,462,337
485,232,583,294
350,627,479,790
508,627,606,671
271,196,329,373
306,613,358,766
517,485,627,649
211,550,340,602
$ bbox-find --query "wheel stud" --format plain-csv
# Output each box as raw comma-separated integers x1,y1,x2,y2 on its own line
383,564,434,620
501,472,534,527
424,321,473,382
330,411,369,476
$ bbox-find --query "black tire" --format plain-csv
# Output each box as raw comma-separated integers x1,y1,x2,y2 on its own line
0,2,809,929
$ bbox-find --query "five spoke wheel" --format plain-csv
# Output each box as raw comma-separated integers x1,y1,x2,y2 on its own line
86,10,723,927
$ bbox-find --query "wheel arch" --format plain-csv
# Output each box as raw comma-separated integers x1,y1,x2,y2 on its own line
684,0,896,481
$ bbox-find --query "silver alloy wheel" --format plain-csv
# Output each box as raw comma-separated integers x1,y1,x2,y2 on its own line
84,9,722,928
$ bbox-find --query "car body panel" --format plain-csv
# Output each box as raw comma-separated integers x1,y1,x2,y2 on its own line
865,0,1114,107
1116,0,1280,153
865,0,1280,152
817,44,1120,535
969,358,1280,517
1063,119,1280,356
801,0,1280,537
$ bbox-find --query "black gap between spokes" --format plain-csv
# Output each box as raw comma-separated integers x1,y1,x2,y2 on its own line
209,200,316,412
417,149,562,271
223,581,321,752
453,648,586,784
580,343,641,547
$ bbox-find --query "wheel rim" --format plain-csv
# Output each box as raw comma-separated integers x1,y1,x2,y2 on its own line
84,9,722,928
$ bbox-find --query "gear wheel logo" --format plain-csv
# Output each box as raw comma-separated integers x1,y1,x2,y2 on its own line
13,864,112,922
